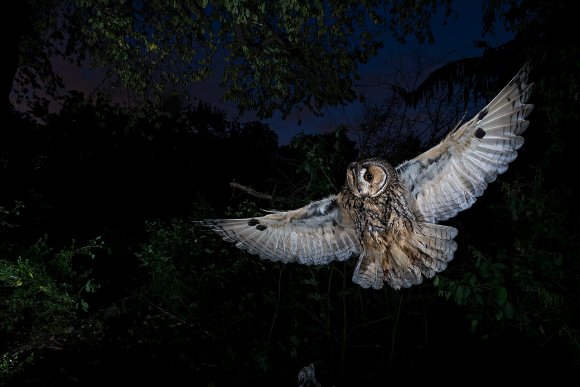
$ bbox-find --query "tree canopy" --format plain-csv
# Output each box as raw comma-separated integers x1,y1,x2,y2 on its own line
10,0,457,118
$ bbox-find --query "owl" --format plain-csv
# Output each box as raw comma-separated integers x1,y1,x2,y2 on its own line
199,65,533,290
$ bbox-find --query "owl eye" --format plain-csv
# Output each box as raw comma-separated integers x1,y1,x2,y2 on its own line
364,172,374,182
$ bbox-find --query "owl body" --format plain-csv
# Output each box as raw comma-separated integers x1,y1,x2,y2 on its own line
338,160,458,289
200,65,533,290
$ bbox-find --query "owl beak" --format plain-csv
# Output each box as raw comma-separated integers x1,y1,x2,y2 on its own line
358,183,370,198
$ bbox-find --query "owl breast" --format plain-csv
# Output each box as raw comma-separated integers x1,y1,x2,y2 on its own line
339,183,416,236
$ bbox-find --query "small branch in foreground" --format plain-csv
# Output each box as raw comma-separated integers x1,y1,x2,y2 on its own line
229,181,298,208
229,182,273,201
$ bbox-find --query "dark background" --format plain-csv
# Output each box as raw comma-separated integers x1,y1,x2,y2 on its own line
1,1,579,386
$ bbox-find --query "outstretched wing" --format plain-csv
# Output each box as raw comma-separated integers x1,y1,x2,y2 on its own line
396,64,533,223
200,196,360,265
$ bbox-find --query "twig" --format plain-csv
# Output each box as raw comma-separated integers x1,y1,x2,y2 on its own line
146,299,188,326
229,182,273,201
229,181,296,207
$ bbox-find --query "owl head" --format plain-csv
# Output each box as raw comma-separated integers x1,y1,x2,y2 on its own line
346,158,396,198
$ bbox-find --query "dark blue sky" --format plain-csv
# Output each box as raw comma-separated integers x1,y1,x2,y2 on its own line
26,2,512,146
255,1,513,145
200,1,512,145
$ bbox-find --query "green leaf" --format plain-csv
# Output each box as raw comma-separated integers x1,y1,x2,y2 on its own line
470,319,479,333
495,286,508,306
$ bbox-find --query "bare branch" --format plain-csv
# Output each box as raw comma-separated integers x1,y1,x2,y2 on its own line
229,182,273,201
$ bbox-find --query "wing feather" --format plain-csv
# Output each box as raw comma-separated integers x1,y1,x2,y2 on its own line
200,196,360,265
396,64,533,223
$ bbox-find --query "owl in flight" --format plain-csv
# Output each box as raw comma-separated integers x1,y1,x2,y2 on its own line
200,65,533,290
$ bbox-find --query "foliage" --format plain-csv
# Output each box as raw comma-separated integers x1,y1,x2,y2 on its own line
128,206,452,385
434,170,579,365
11,0,454,118
0,230,104,379
426,0,580,361
9,1,83,112
0,236,102,325
0,201,24,231
290,125,357,198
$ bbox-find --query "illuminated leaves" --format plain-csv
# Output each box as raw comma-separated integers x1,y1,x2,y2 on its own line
14,0,453,118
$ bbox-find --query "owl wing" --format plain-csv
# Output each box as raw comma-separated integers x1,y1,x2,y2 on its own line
395,64,533,223
199,196,360,265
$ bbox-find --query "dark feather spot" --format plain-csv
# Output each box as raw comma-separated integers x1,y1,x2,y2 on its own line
478,108,488,120
475,127,486,139
248,219,260,226
427,153,443,165
324,199,338,214
256,224,267,231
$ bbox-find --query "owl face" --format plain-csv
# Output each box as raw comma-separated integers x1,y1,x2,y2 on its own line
346,159,391,198
201,65,533,291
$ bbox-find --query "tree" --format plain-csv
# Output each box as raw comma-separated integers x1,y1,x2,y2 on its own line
9,0,456,119
398,0,580,353
7,1,74,116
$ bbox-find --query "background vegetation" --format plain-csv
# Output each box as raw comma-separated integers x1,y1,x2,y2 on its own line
2,0,579,385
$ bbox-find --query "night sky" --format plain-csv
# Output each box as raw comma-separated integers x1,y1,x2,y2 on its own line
21,2,513,146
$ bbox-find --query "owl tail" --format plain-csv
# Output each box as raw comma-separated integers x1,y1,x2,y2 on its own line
352,222,458,290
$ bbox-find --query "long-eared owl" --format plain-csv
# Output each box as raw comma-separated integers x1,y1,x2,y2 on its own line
199,65,533,290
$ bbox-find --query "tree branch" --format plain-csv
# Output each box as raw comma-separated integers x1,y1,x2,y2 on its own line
229,182,273,201
229,181,297,208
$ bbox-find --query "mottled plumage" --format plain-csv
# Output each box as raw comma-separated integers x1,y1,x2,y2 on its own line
199,65,533,290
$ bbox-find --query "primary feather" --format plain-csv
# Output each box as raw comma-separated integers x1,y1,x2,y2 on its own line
396,64,533,223
201,196,360,265
199,64,533,290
